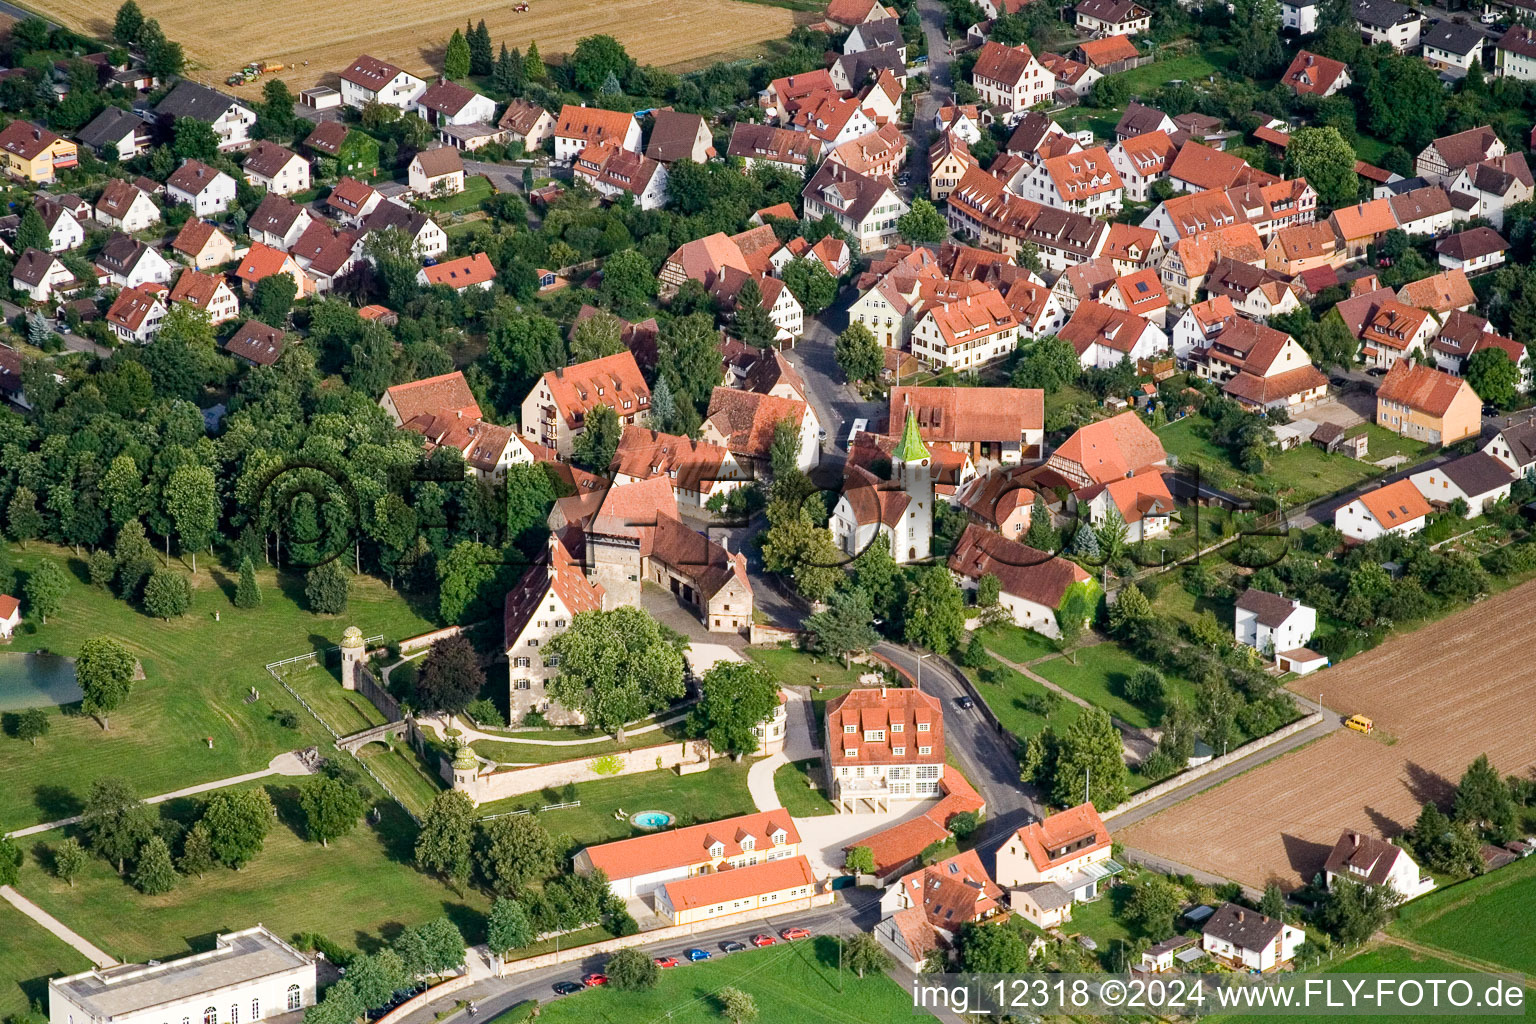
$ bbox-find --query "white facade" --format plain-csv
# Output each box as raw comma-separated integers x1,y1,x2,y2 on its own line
1233,594,1316,655
830,450,934,565
14,254,72,301
417,90,497,127
910,310,1019,372
108,247,173,290
39,208,83,252
49,927,316,1024
245,153,311,197
974,55,1055,114
167,170,236,216
1325,836,1435,901
1409,464,1513,516
553,118,642,164
1334,495,1426,541
340,68,426,110
95,191,160,233
1202,914,1305,972
1282,0,1319,32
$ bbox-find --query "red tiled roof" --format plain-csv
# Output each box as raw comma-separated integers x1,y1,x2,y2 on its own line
539,351,650,429
661,854,817,911
421,252,496,289
1012,802,1111,872
826,687,944,767
705,388,808,458
1052,410,1166,484
1353,477,1431,529
1376,359,1471,417
888,386,1042,442
581,809,801,880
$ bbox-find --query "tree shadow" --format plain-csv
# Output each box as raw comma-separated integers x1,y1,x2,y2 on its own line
182,930,225,954
0,712,18,738
1279,832,1333,882
371,801,420,866
1404,760,1454,808
266,783,308,838
33,783,83,821
209,566,237,605
440,901,487,946
1363,805,1403,839
63,556,92,586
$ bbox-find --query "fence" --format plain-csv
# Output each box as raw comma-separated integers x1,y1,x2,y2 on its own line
480,799,580,821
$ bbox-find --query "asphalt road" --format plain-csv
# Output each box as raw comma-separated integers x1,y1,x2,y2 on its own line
2,298,112,358
908,0,955,199
390,893,886,1024
782,295,884,466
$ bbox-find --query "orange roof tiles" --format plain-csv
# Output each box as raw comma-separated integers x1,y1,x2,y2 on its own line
1354,477,1432,529
1052,410,1166,485
1331,198,1397,240
888,385,1043,442
420,252,497,289
661,854,817,911
581,809,801,881
554,105,635,146
826,687,944,767
1376,359,1473,417
540,351,649,430
1012,802,1111,872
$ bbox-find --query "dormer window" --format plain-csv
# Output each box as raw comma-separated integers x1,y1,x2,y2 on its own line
891,722,903,732
864,729,885,741
844,747,857,757
709,841,724,857
741,836,755,851
917,721,931,732
771,828,786,845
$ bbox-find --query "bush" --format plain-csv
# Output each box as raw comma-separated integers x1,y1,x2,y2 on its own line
948,811,980,839
464,697,505,727
605,947,659,991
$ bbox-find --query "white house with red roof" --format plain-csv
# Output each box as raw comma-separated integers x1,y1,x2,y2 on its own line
1108,130,1177,202
995,802,1120,902
971,42,1055,114
573,139,669,210
416,252,497,291
1281,50,1350,96
611,427,747,508
656,855,820,926
520,351,651,457
553,106,641,164
948,525,1094,638
1334,477,1432,541
415,79,497,127
573,808,804,900
1059,299,1168,369
879,849,1004,944
1084,469,1174,541
1020,147,1125,217
105,284,166,344
338,54,426,110
910,288,1021,373
825,687,946,813
702,387,820,473
0,593,19,639
1324,831,1434,900
831,407,935,564
502,534,606,724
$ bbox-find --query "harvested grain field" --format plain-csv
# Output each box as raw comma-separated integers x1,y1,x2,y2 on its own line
31,0,795,90
1121,580,1536,892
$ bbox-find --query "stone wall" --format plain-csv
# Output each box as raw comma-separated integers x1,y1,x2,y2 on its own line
459,736,716,805
398,625,465,655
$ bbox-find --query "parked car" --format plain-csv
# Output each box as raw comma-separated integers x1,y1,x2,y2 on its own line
1483,405,1500,417
956,695,975,709
582,973,608,987
780,927,811,941
685,947,712,961
654,956,680,969
720,940,746,953
1329,376,1348,388
552,982,584,996
751,934,777,947
1366,367,1387,377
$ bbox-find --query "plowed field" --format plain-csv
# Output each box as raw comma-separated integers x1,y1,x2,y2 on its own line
33,0,795,89
1121,580,1536,890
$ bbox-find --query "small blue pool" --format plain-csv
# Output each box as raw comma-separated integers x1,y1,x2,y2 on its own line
0,652,80,711
631,810,674,830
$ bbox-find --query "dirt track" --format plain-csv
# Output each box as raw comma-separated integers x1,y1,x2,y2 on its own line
1121,580,1536,891
32,0,795,89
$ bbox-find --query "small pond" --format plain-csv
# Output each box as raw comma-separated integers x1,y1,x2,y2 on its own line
0,652,81,711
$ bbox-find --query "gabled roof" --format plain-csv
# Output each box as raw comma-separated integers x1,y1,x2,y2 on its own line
421,252,496,289
11,247,61,287
1282,50,1348,95
1388,185,1452,226
386,370,482,424
1076,34,1140,67
171,219,227,259
1323,831,1412,887
1169,142,1273,192
580,809,800,881
1158,190,1241,239
503,534,605,648
243,140,301,178
1353,0,1417,29
304,119,350,155
948,523,1090,607
554,105,635,145
1203,902,1285,951
1010,802,1111,872
411,146,463,178
1424,126,1501,172
1497,23,1536,59
167,268,227,309
339,54,411,90
1115,102,1171,138
895,849,1003,931
956,464,1034,528
1353,477,1432,528
662,854,816,911
1330,198,1397,240
889,385,1043,442
1436,226,1509,262
1434,451,1514,497
1270,221,1339,261
498,99,551,136
613,427,732,494
1059,299,1154,357
155,80,246,122
76,107,145,149
166,159,228,196
234,242,299,285
728,122,819,166
1052,410,1166,484
95,178,148,220
705,388,808,457
1041,146,1123,202
105,284,164,332
248,192,310,237
645,109,709,163
538,350,649,430
803,160,894,226
826,687,944,766
972,41,1039,86
1397,268,1474,314
1236,588,1303,628
224,319,286,365
1115,129,1177,177
1422,19,1485,55
417,79,481,117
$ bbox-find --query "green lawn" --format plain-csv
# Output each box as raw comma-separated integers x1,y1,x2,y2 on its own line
0,900,91,1019
527,936,913,1024
470,719,689,766
773,758,835,816
1108,45,1238,97
1389,855,1536,975
9,780,489,967
966,659,1082,740
1150,581,1236,630
0,545,436,832
357,740,446,818
1034,642,1194,729
284,663,390,735
975,623,1057,666
745,645,877,693
419,175,494,214
472,759,759,848
1157,415,1435,507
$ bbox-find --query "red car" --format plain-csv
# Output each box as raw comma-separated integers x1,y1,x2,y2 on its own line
751,934,777,947
653,956,680,969
582,973,608,987
779,927,811,941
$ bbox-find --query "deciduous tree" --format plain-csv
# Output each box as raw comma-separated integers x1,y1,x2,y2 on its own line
142,569,191,619
546,606,686,739
1283,127,1358,210
486,897,535,956
475,813,556,895
571,403,622,472
81,777,156,873
835,322,882,383
416,790,476,887
305,561,350,614
570,309,626,362
598,249,655,319
131,834,177,894
15,706,49,745
897,199,947,244
78,636,136,729
606,947,660,991
200,787,274,869
689,660,781,757
53,836,86,886
24,559,68,624
1466,347,1519,407
904,565,966,655
300,772,366,847
1051,706,1127,810
415,634,485,716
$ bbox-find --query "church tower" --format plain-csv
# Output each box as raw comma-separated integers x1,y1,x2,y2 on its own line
892,405,933,562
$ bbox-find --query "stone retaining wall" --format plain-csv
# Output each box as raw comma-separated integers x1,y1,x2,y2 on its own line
458,737,716,805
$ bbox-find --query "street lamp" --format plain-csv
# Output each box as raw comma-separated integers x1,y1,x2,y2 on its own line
915,651,932,692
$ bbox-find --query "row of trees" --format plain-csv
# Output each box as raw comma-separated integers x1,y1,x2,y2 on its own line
303,918,467,1024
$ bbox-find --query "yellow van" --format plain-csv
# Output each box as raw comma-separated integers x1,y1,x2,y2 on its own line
1345,714,1374,735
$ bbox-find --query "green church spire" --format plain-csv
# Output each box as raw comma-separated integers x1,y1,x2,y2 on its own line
893,406,930,463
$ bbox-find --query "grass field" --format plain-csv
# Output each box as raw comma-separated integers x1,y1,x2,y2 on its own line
527,936,913,1024
1108,45,1239,97
357,740,445,817
470,719,689,766
472,759,758,847
285,664,390,734
0,900,91,1020
1156,416,1434,507
419,176,494,215
773,758,834,816
1033,642,1193,729
1390,855,1536,975
0,545,435,832
966,659,1083,740
29,0,795,90
10,780,489,967
975,623,1057,666
745,645,877,692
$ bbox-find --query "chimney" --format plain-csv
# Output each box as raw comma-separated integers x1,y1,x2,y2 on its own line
1352,832,1360,848
1236,910,1244,922
880,684,887,698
